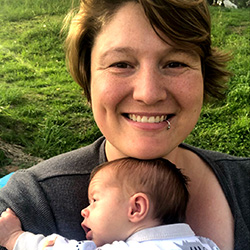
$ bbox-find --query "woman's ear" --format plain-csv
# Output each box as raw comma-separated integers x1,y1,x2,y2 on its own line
128,193,150,223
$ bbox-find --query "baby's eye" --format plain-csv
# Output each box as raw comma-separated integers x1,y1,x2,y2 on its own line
89,198,96,205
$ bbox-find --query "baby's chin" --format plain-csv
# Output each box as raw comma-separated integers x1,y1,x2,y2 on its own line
94,238,115,248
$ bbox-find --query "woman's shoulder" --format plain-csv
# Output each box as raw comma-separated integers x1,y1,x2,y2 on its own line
180,143,250,182
24,136,106,180
180,143,250,166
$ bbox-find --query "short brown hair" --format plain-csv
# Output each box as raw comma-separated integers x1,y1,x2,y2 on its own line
90,157,189,224
64,0,231,103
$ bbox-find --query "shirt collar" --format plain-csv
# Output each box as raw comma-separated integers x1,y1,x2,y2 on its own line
126,224,195,242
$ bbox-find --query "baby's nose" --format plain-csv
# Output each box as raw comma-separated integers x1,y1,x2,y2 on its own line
81,208,89,218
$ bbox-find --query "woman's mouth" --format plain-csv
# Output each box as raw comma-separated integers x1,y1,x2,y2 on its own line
126,114,173,123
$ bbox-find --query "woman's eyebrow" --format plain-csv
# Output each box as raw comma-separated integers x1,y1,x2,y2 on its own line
98,46,198,60
99,47,136,61
159,47,199,61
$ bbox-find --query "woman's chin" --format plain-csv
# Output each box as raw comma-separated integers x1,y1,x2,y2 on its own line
125,146,173,160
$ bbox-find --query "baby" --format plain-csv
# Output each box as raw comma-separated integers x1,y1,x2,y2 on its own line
0,157,219,250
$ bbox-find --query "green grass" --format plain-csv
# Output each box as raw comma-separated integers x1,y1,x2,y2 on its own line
185,7,250,155
0,3,249,167
0,0,101,160
0,0,77,21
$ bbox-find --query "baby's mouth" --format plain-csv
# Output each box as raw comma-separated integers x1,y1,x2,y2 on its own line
82,224,93,240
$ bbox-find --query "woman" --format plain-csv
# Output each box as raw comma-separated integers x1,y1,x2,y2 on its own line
0,1,249,250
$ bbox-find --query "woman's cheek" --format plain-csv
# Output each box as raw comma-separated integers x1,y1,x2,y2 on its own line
177,73,204,108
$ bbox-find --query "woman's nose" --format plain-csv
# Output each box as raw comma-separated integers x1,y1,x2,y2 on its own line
132,67,168,105
81,207,89,218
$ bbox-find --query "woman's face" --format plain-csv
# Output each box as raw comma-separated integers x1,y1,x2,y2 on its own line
90,3,203,160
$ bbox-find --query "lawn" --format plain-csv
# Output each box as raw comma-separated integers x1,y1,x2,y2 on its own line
0,1,249,174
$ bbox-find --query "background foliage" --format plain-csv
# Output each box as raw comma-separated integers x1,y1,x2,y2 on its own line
0,1,249,169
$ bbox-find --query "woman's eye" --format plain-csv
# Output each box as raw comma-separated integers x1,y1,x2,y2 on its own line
166,62,187,68
109,62,131,68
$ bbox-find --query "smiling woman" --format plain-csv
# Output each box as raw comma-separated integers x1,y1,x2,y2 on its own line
90,5,203,160
0,1,249,250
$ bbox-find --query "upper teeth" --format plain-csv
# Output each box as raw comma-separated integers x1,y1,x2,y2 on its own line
128,114,167,123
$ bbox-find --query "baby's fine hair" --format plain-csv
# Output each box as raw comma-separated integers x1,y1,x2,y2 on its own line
90,157,189,225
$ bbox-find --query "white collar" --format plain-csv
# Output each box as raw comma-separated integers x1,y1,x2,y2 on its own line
126,224,195,242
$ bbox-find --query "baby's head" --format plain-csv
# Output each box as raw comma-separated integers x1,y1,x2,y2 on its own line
82,157,189,247
91,157,189,224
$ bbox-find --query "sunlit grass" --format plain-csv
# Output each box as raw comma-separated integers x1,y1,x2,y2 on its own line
185,7,250,155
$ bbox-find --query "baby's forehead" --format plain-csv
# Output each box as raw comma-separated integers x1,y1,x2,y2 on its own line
91,164,116,180
89,167,117,189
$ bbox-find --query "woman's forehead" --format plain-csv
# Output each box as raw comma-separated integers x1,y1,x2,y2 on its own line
93,3,150,45
92,2,200,60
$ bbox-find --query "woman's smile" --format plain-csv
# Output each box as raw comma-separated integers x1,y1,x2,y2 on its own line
127,114,168,123
123,113,174,131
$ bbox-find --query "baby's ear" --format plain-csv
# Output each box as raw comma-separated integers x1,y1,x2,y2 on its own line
128,193,149,223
